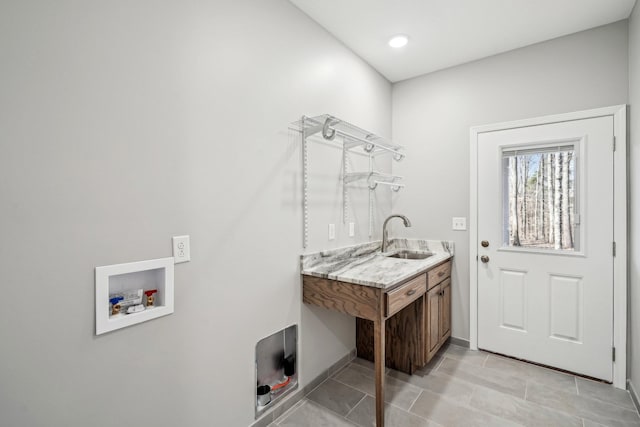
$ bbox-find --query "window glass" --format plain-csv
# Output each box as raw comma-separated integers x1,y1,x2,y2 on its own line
502,145,578,251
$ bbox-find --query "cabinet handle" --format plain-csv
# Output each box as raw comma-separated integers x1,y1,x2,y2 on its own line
406,289,417,296
438,271,445,277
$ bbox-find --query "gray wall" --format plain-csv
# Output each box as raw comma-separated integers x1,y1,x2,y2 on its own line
629,2,640,401
0,1,391,426
391,21,629,342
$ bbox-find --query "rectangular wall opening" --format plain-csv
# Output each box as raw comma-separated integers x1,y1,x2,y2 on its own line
255,324,298,418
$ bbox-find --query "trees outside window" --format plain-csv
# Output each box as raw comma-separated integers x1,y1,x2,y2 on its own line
504,147,576,250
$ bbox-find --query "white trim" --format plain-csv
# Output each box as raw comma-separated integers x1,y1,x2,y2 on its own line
469,125,479,350
470,105,625,134
612,106,627,389
469,105,627,389
629,380,640,413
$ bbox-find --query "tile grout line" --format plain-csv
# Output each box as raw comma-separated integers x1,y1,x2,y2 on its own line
467,386,477,407
570,381,640,412
584,395,640,412
407,389,423,413
337,364,423,395
441,350,491,369
350,363,376,380
529,382,640,425
273,399,307,426
433,355,446,372
305,393,362,424
405,355,638,427
331,367,425,412
322,361,432,420
343,394,367,421
319,403,358,424
445,383,531,427
405,390,451,426
331,376,371,397
285,354,640,427
330,362,351,379
305,377,329,397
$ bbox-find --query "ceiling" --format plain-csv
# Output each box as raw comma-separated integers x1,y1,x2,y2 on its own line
289,0,637,82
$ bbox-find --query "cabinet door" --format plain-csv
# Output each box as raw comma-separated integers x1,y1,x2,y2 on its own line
439,278,451,343
426,284,441,360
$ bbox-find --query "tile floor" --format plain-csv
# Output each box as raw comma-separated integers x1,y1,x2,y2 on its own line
270,344,640,427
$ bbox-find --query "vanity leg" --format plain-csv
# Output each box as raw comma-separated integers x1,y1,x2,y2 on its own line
374,317,385,427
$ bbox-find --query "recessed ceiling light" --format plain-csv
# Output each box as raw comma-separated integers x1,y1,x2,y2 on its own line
388,35,408,48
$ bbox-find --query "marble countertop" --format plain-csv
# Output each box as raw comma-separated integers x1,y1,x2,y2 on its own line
301,239,454,289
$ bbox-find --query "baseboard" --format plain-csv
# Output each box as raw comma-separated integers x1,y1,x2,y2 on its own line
629,380,640,415
449,336,470,348
250,348,356,427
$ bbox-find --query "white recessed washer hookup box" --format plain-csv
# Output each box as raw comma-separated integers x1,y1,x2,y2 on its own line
95,257,174,335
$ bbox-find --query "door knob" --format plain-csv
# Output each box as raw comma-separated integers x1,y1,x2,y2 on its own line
480,255,490,263
481,240,489,247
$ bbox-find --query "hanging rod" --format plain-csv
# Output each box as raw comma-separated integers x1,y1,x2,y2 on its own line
369,181,405,191
290,115,405,160
344,171,403,185
337,129,404,161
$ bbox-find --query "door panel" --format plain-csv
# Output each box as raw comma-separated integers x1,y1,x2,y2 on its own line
440,280,451,340
499,269,527,331
477,116,613,381
427,285,440,355
549,274,583,342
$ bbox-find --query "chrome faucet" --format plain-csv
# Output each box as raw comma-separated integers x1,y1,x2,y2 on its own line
381,214,412,252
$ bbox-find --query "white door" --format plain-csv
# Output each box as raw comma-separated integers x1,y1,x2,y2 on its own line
477,116,614,381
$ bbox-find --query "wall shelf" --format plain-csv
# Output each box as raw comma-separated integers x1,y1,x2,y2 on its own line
291,114,407,247
291,114,405,160
95,257,174,335
344,171,404,191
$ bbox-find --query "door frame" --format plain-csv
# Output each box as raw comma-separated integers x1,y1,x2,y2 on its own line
469,105,627,389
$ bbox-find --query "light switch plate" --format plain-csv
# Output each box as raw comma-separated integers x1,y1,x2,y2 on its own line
348,222,355,237
452,217,467,231
328,224,335,240
172,235,191,263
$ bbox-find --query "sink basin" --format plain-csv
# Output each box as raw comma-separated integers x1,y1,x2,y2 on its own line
386,250,433,260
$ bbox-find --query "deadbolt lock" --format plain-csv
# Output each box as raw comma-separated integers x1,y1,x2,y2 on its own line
481,240,489,247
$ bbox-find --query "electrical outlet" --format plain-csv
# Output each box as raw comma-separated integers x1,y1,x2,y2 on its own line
328,224,335,240
172,235,191,263
452,217,467,231
349,222,355,237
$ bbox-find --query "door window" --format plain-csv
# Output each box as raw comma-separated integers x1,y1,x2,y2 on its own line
502,145,579,251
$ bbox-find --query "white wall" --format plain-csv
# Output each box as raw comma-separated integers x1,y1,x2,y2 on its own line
392,21,629,342
0,1,391,426
628,2,640,401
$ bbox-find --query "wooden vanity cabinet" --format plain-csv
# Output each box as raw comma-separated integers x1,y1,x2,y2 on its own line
356,259,452,373
356,275,426,374
426,277,451,362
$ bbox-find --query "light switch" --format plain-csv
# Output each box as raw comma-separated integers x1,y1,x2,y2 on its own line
328,224,335,240
452,217,467,231
349,222,355,237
